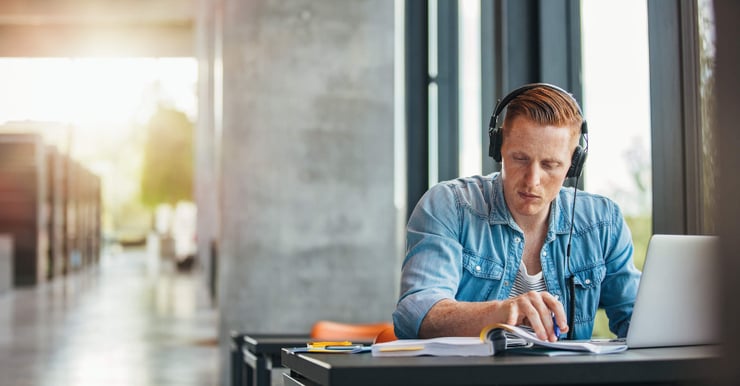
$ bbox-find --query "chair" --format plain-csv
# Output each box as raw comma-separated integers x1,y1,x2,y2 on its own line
231,322,394,386
310,320,393,341
372,324,398,344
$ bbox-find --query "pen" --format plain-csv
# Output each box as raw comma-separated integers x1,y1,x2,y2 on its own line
552,313,561,339
308,341,353,348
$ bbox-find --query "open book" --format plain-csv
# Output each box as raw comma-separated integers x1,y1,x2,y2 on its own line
371,323,627,357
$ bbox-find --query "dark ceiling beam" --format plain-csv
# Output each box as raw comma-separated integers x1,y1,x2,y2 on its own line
0,0,194,57
0,0,192,22
0,23,194,57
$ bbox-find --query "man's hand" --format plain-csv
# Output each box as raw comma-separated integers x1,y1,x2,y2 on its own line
494,291,569,342
418,293,570,340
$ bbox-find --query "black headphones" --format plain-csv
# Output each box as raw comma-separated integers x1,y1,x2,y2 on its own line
488,83,588,179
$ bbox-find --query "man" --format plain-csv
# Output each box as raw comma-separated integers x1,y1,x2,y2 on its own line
392,84,641,342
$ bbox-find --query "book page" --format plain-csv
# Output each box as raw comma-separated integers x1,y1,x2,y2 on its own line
482,324,627,354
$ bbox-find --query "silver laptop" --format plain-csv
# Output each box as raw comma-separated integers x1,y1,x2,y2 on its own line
625,234,719,348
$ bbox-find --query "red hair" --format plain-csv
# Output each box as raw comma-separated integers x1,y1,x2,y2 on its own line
502,86,583,139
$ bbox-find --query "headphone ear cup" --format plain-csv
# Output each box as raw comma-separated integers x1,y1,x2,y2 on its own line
489,128,503,162
567,146,587,178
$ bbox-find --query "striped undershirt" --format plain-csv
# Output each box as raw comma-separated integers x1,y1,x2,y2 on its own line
508,261,548,298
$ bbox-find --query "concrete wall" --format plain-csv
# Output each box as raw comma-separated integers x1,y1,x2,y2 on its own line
197,0,401,383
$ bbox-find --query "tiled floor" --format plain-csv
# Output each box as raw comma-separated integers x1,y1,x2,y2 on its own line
0,247,219,386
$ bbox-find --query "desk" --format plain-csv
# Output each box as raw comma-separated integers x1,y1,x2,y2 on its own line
281,345,719,386
233,333,377,386
231,333,309,386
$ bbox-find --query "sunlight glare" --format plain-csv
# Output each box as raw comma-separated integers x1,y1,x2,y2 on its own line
0,57,197,129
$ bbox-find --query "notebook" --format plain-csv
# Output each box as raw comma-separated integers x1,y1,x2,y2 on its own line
622,234,719,348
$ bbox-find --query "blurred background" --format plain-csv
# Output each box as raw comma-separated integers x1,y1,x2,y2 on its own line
0,58,197,253
0,0,735,385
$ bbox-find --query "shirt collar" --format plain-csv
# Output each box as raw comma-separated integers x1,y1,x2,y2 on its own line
488,173,573,236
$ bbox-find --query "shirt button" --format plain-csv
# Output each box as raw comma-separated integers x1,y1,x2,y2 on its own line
475,265,481,272
542,251,548,257
584,279,591,285
514,237,521,243
504,281,510,286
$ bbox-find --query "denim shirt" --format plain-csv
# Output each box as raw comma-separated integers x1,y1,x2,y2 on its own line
392,173,641,340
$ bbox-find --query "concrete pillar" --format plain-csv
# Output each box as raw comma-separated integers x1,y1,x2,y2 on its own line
195,0,220,302
207,0,400,383
0,133,48,286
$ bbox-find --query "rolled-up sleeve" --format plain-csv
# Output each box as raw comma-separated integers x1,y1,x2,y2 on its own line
393,183,464,339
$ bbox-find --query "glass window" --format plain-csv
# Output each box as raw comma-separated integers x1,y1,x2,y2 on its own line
458,0,482,178
581,0,652,338
581,0,652,269
428,0,439,187
427,0,484,186
697,0,716,234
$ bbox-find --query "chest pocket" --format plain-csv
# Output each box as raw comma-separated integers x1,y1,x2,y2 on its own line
573,265,605,288
459,250,504,301
572,264,606,323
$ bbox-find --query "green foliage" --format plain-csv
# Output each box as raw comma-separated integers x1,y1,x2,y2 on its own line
592,215,651,338
140,106,194,208
592,309,615,339
624,215,652,271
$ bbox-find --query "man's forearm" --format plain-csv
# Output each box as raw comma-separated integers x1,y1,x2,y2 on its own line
418,299,502,338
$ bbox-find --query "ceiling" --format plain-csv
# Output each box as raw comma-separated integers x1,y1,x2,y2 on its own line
0,0,196,57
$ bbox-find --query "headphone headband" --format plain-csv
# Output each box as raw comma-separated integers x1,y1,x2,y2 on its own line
489,83,587,135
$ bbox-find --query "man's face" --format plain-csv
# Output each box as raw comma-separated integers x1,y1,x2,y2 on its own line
500,116,577,224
